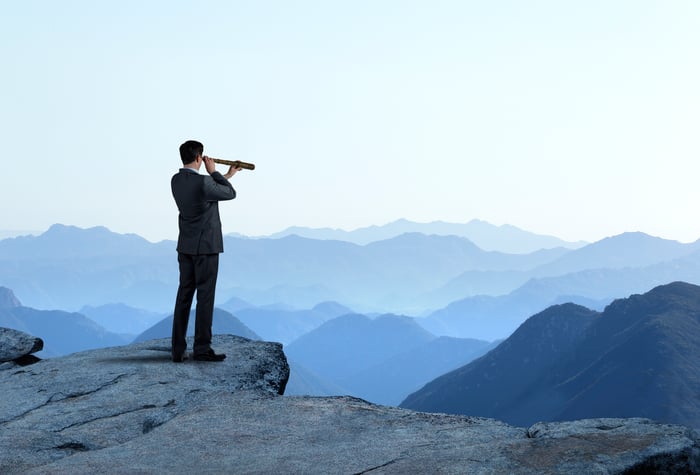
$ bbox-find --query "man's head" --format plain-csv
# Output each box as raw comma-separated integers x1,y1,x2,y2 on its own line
179,140,204,165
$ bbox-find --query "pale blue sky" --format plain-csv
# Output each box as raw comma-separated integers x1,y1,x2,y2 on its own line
1,1,699,243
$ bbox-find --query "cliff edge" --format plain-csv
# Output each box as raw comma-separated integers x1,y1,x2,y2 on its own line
1,328,698,474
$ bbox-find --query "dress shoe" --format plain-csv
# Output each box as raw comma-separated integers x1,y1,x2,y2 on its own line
172,353,188,363
193,349,226,362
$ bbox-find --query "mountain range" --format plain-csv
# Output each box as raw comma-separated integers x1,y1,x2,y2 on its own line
402,282,700,428
3,223,700,342
0,287,128,357
284,313,493,405
132,308,260,343
227,301,353,344
79,303,165,336
421,247,700,340
257,218,587,253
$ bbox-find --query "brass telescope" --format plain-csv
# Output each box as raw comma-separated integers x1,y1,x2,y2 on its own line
211,158,256,170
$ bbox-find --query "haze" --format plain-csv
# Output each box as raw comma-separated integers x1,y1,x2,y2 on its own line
2,1,698,243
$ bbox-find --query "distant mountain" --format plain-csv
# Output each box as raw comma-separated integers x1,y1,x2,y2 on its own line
285,314,435,387
284,313,495,404
79,303,165,336
0,229,40,240
415,233,700,312
233,301,353,344
132,307,260,343
4,224,700,318
402,282,700,428
342,336,496,406
0,288,129,356
260,218,586,253
0,224,570,314
218,295,255,313
0,225,177,311
420,247,700,340
216,232,568,313
531,232,700,277
0,223,171,259
419,283,608,341
0,287,21,308
284,360,350,397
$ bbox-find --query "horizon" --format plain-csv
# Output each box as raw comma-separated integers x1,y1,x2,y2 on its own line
2,2,699,244
1,218,698,246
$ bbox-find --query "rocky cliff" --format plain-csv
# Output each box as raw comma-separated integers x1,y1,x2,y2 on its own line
1,328,699,474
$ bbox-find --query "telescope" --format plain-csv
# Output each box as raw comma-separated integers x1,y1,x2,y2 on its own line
211,158,256,170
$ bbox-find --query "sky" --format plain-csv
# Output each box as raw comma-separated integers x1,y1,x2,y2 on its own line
1,1,699,243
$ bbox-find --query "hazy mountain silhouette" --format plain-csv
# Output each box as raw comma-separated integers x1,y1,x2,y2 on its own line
531,232,700,277
218,295,255,313
0,286,21,308
284,313,495,404
233,301,353,344
284,360,351,397
1,224,579,313
0,225,177,311
0,287,129,356
403,282,700,428
421,246,700,340
217,232,569,313
262,218,586,253
132,307,260,343
1,225,568,313
285,314,434,384
79,303,164,336
342,336,497,405
4,224,700,317
419,283,608,341
0,223,171,259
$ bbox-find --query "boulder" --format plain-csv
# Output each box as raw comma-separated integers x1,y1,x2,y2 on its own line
0,327,43,364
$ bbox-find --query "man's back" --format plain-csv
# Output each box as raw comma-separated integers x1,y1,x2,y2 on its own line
171,169,235,255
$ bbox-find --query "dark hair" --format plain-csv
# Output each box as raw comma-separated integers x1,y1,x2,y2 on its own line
179,140,204,165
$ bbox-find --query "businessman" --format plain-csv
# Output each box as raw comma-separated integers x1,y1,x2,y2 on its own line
171,140,240,362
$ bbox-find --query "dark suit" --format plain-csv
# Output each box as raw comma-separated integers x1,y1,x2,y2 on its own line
171,168,235,358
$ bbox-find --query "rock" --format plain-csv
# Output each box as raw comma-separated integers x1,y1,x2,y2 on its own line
1,334,699,474
0,334,289,473
0,287,21,308
525,418,700,474
0,327,43,363
12,396,700,475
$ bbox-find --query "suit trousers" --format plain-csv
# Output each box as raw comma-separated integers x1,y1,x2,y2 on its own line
172,252,219,357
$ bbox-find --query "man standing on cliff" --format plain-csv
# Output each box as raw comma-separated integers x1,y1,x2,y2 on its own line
171,140,241,363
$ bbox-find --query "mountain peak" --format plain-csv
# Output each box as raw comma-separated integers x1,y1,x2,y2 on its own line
0,287,21,308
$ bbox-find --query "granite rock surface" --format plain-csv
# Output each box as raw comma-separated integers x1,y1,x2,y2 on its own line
1,332,699,474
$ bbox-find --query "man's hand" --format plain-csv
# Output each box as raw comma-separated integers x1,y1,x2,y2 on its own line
224,165,243,180
203,155,216,175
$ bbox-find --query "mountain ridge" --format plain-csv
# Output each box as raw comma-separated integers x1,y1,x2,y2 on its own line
255,218,587,253
403,281,700,428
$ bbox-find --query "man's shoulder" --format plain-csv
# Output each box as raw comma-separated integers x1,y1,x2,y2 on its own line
173,169,204,181
174,168,201,175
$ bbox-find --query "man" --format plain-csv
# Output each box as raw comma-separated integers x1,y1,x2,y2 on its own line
171,140,241,363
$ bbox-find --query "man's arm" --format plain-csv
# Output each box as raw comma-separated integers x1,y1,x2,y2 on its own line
204,155,242,180
203,172,236,201
202,156,237,201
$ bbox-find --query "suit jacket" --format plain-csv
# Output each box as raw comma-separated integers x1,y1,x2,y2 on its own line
171,168,236,255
